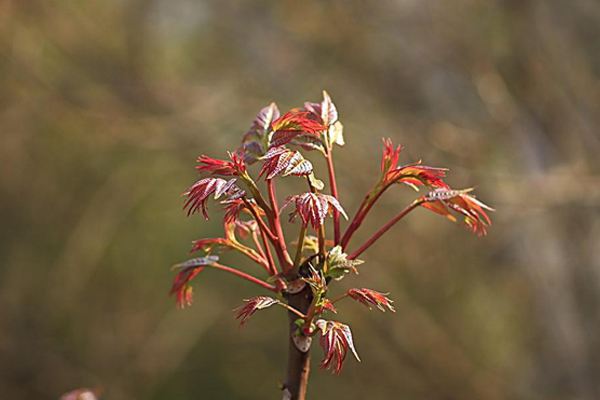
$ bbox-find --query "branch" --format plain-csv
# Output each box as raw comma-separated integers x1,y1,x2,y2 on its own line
277,302,307,319
340,181,389,250
230,241,270,272
210,262,277,291
260,227,279,275
267,179,293,271
243,197,277,243
293,224,307,270
329,293,350,304
251,231,267,262
241,197,279,275
240,173,273,216
325,150,341,244
348,199,423,260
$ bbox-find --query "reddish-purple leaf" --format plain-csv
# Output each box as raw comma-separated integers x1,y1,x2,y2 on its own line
422,188,494,236
387,162,449,190
380,138,449,189
170,255,219,308
319,299,337,314
315,319,360,374
348,288,395,312
270,110,325,148
234,296,280,326
240,103,280,163
183,178,245,219
196,151,246,176
260,146,313,179
282,193,348,230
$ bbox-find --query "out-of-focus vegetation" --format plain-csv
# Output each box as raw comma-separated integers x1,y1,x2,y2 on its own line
1,1,599,399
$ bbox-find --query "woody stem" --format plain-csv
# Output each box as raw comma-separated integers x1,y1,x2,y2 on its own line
284,285,313,400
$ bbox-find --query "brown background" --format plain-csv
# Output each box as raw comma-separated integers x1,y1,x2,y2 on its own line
1,1,599,399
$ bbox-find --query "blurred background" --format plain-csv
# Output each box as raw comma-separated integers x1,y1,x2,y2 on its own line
1,1,599,399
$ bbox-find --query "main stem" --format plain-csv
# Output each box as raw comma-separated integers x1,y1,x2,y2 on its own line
283,285,313,400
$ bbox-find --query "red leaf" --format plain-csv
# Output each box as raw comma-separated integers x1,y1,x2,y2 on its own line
260,146,313,179
240,103,280,163
170,256,219,308
387,162,449,190
282,193,348,230
379,138,449,189
319,299,338,314
183,178,245,219
270,110,325,147
196,151,246,176
422,188,494,236
315,319,360,374
234,296,280,326
380,138,402,173
348,288,395,312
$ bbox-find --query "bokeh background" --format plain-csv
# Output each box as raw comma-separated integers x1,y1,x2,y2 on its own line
2,1,599,399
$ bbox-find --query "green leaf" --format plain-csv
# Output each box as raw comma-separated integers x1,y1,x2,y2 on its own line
326,121,344,148
308,173,325,191
325,246,363,280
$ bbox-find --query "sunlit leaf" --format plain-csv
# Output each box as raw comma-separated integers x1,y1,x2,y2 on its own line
170,255,219,308
282,193,348,229
234,296,280,326
347,288,395,312
325,246,363,280
422,188,494,236
183,178,245,219
315,319,360,374
260,146,313,179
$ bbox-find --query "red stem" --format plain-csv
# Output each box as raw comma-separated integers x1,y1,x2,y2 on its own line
340,182,390,250
329,292,349,305
267,179,293,272
325,152,341,244
348,199,423,260
210,262,277,291
251,232,267,262
234,244,270,271
243,198,277,243
242,198,279,275
260,228,278,275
